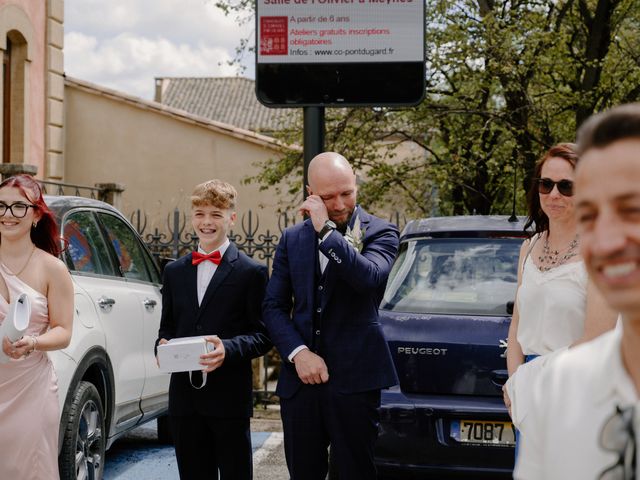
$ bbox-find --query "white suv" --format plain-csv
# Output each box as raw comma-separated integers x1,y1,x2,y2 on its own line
46,196,169,480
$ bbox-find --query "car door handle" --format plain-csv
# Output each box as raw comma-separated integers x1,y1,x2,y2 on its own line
97,297,116,310
143,298,157,309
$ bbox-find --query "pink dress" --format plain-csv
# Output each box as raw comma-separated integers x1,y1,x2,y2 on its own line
0,269,60,480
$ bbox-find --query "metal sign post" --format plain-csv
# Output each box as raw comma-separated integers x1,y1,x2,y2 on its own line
255,0,425,197
303,106,325,199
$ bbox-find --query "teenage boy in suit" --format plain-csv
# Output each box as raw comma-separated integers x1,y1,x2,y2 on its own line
156,179,271,480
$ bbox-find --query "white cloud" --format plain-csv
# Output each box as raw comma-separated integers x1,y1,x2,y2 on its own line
64,0,255,99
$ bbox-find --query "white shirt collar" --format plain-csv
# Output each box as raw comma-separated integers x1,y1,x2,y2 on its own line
592,323,638,406
351,205,359,223
197,238,230,258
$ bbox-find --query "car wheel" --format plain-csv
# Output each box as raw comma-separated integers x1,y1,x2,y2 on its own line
157,414,173,445
59,381,106,480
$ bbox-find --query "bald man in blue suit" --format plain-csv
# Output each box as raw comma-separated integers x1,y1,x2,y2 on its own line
263,152,399,480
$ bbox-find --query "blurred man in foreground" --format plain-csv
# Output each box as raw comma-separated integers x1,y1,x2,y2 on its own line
515,104,639,479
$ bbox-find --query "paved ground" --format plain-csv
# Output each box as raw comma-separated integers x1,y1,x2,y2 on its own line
104,407,289,480
250,408,289,480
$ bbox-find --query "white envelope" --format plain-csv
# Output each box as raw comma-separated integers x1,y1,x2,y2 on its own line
157,336,213,373
0,293,32,363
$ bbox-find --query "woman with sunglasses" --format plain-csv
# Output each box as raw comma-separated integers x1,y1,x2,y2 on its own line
0,175,73,479
504,143,617,457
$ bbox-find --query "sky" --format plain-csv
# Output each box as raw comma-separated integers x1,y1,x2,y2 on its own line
64,0,255,101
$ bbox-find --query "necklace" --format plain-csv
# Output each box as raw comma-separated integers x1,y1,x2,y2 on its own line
537,233,579,271
0,245,36,276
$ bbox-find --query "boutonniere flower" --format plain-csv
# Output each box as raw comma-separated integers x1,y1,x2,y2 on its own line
345,215,366,252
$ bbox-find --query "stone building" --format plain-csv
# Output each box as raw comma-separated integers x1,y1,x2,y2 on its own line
0,0,293,234
0,0,64,179
154,76,297,136
63,77,293,233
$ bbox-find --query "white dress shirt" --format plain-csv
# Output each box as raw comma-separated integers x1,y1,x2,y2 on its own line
515,324,639,479
196,239,230,306
504,346,567,430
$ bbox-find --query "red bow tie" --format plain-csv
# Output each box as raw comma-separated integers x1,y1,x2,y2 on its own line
192,250,222,265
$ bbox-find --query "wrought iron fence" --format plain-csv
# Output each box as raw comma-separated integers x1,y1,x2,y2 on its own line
130,208,296,270
39,180,104,199
38,179,407,405
131,207,406,406
132,208,406,265
131,208,296,406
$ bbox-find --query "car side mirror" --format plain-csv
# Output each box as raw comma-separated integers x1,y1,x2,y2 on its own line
506,301,514,315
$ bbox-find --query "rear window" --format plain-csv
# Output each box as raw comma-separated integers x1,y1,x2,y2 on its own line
381,238,522,315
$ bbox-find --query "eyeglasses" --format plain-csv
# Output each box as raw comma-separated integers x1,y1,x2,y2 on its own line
536,178,574,197
0,202,36,218
598,405,636,480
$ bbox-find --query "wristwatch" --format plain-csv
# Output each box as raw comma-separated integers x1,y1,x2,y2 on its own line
318,220,337,239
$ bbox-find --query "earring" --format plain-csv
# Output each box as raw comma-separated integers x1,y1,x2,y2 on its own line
32,221,37,228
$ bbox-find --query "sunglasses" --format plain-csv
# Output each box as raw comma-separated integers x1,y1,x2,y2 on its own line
598,405,636,480
536,178,574,197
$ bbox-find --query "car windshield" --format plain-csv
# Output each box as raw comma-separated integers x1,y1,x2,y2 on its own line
381,237,522,315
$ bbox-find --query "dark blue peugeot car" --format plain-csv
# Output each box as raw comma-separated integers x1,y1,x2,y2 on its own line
375,216,528,478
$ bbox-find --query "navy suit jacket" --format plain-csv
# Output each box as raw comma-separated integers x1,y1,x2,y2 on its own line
157,242,271,417
263,207,400,399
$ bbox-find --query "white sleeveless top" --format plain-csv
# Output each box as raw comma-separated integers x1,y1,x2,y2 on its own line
516,247,588,356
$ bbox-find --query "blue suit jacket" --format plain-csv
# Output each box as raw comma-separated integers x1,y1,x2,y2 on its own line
157,242,271,416
263,207,399,399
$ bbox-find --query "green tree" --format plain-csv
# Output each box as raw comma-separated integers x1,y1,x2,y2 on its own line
221,0,640,217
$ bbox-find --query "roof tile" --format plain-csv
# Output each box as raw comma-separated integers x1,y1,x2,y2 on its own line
157,77,298,134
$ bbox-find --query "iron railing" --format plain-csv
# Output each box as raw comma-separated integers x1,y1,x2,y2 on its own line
39,180,104,200
131,208,296,406
131,208,405,406
130,208,296,270
132,208,406,265
39,181,408,405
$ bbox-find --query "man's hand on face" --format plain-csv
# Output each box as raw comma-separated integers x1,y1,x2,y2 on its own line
299,195,330,232
292,348,330,384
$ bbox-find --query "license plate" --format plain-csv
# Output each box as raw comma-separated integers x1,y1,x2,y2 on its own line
450,420,515,447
